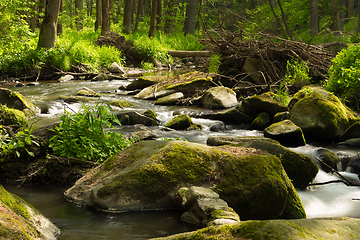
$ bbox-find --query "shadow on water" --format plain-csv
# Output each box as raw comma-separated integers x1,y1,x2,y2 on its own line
2,184,196,240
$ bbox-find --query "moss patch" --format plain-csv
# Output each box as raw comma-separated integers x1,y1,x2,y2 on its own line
0,105,28,127
109,100,134,108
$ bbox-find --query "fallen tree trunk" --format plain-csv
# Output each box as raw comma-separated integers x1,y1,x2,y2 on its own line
167,50,211,58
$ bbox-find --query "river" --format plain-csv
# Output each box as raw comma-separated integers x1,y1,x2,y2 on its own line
2,76,360,239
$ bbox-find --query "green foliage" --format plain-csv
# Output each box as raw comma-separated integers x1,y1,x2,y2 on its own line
284,59,311,86
140,61,155,70
326,44,360,109
49,101,134,163
272,81,291,106
0,127,39,162
209,54,221,74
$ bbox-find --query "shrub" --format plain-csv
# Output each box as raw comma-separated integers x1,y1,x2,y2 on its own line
49,101,134,163
326,44,360,109
284,59,311,86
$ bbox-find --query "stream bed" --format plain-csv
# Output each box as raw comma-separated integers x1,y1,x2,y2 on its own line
2,77,360,239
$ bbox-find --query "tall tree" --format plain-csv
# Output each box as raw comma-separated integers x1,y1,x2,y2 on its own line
95,0,102,31
29,0,38,32
134,0,144,32
101,0,110,35
123,0,133,34
148,0,157,37
183,0,198,35
75,0,84,30
156,0,162,30
331,0,345,32
310,0,319,34
38,0,61,48
57,0,63,34
163,0,179,34
348,0,354,16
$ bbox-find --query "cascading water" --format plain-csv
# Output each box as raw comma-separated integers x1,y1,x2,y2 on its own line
2,78,360,239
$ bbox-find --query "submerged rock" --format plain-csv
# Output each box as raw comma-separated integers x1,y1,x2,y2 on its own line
0,185,60,239
64,140,306,221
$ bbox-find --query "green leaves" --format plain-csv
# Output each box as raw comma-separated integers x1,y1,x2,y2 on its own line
49,101,134,163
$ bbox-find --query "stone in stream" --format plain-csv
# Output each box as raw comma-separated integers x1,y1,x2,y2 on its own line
116,110,160,126
0,87,39,117
192,108,252,125
164,113,202,130
248,112,270,130
64,140,306,221
109,62,125,74
0,185,60,239
58,74,74,82
315,148,339,172
200,86,238,109
339,121,360,142
154,92,184,105
206,136,318,190
76,87,101,97
264,119,306,147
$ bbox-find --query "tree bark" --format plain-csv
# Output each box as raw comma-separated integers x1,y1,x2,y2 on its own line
123,0,133,34
95,0,102,31
156,0,162,30
310,0,319,34
148,0,157,37
183,0,198,35
38,0,61,48
101,0,110,35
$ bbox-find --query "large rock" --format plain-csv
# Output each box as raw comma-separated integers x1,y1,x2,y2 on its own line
151,217,360,240
109,62,125,74
76,87,100,97
64,140,306,220
200,86,238,109
241,92,288,120
207,136,318,189
0,88,38,117
0,104,28,127
264,120,306,147
164,113,195,130
289,87,358,141
116,110,160,126
0,185,60,239
339,121,360,142
248,112,270,130
125,76,161,91
154,92,184,105
192,108,252,125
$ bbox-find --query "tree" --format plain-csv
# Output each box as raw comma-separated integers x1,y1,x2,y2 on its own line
134,0,144,31
357,0,360,33
183,0,198,35
58,0,63,35
148,0,157,37
156,0,162,30
310,0,319,34
75,0,84,30
38,0,61,48
163,0,179,34
101,0,110,35
95,0,102,31
123,0,133,34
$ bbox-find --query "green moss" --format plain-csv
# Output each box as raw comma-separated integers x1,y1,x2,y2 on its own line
165,114,194,130
109,100,134,108
143,109,157,119
0,105,28,127
58,95,94,103
166,77,212,90
286,222,317,238
0,186,30,219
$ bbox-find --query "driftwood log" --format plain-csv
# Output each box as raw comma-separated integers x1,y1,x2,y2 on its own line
168,50,211,58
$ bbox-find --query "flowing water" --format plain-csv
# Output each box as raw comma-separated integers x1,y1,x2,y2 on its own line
2,77,360,239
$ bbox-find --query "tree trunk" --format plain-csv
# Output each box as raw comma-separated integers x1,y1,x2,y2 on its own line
57,0,63,34
267,0,286,37
357,0,360,33
276,0,292,40
156,0,162,30
69,0,73,28
123,0,133,34
30,0,38,32
163,0,179,34
183,0,197,35
310,0,319,34
38,0,61,48
101,0,110,35
95,0,102,31
332,0,341,31
148,0,157,37
75,0,84,30
134,0,144,32
348,0,354,16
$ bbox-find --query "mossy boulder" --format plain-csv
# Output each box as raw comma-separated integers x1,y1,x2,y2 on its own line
155,92,184,105
264,120,306,147
273,111,290,123
64,140,306,220
116,110,160,126
0,88,38,117
143,109,157,120
151,217,360,240
248,112,270,130
125,75,162,91
241,92,288,120
0,185,60,239
339,121,360,142
200,86,238,109
0,105,28,127
206,136,318,189
76,87,101,97
193,108,252,125
164,113,194,130
289,87,357,141
109,100,134,108
58,95,94,103
316,148,339,172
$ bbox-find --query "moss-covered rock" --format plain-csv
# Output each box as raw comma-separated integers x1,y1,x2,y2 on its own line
248,112,270,130
58,95,94,103
339,120,360,142
206,136,318,190
164,113,194,130
143,109,157,120
155,92,184,105
0,105,28,127
316,148,339,172
116,110,160,126
241,92,288,119
109,100,135,108
0,88,38,117
193,108,252,125
64,140,306,221
289,87,358,141
264,120,306,147
125,75,162,91
273,111,290,123
200,86,238,109
151,217,360,240
76,87,100,97
0,185,60,239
